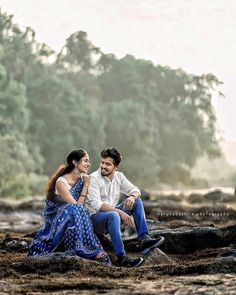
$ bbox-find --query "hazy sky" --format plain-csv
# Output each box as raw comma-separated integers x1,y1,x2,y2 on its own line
1,0,236,141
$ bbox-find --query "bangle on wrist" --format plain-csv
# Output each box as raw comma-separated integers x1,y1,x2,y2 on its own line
130,194,136,199
80,194,86,198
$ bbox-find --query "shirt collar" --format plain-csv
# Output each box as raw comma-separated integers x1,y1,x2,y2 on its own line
98,168,118,183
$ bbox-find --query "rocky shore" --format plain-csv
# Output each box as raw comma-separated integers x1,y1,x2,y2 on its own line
0,189,235,294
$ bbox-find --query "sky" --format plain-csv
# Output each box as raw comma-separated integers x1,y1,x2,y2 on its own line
1,0,236,142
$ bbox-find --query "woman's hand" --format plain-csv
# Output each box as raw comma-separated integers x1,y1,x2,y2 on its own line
82,174,90,187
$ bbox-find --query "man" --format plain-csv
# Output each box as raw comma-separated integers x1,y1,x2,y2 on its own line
86,147,164,267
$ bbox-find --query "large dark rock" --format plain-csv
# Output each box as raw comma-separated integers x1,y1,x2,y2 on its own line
123,224,236,254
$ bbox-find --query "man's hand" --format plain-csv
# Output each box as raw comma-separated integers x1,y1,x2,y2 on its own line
119,210,134,227
123,196,135,210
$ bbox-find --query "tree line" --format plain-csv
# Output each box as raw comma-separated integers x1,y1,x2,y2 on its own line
0,10,224,197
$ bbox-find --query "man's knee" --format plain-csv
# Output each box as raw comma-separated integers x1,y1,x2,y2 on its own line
134,197,142,206
107,211,120,223
104,212,121,229
132,197,145,212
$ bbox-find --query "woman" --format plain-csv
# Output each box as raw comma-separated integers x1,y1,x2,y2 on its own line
28,149,111,265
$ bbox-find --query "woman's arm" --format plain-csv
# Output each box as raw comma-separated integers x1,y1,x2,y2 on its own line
56,181,77,204
77,175,90,204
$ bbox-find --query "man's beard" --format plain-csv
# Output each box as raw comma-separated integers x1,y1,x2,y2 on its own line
101,168,109,176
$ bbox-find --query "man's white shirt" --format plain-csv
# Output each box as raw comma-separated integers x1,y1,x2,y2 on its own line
85,168,141,215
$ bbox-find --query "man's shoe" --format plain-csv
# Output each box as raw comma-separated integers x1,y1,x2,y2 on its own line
116,254,144,267
139,235,165,252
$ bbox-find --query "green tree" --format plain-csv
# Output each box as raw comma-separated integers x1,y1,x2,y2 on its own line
0,45,34,196
97,55,222,186
0,9,224,191
57,31,101,72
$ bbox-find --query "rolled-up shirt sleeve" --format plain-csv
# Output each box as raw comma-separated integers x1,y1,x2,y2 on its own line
120,173,141,196
87,176,104,212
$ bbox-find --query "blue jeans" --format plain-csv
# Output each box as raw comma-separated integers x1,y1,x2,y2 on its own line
91,198,149,256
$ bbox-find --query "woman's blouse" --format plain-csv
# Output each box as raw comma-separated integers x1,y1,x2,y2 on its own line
55,176,71,195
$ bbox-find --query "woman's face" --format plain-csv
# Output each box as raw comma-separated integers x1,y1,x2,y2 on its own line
77,153,90,173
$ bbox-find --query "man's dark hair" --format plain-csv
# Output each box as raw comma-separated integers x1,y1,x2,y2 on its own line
101,147,122,166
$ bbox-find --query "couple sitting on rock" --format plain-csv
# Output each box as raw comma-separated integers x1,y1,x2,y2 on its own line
28,147,164,267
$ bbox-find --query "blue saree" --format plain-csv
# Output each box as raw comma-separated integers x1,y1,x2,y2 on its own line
28,177,110,263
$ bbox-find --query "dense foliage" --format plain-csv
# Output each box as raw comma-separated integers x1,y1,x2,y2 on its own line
0,10,224,196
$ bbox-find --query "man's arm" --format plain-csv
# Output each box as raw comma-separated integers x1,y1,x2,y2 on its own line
120,173,141,197
120,173,141,209
87,176,104,212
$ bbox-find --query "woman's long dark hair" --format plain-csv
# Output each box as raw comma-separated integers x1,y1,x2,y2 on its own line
45,149,87,199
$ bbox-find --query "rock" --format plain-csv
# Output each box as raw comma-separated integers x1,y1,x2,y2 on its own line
158,224,236,254
0,201,16,212
0,211,43,233
18,197,44,211
12,254,87,274
221,193,236,203
149,192,184,202
123,224,236,254
218,248,236,258
211,257,236,273
187,190,235,205
0,234,30,252
187,193,203,204
143,248,174,266
5,240,28,251
203,190,222,203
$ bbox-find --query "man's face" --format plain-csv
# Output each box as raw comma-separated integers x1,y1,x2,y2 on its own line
100,157,117,177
